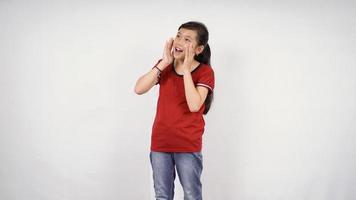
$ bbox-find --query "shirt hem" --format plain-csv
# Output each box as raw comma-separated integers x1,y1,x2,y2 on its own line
150,147,202,153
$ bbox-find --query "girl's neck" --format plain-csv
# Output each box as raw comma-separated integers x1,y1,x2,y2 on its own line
173,59,184,68
173,59,201,74
174,59,199,68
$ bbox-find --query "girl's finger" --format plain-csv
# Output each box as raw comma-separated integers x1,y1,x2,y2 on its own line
167,38,173,49
170,45,174,54
189,44,194,58
165,39,172,55
185,44,188,59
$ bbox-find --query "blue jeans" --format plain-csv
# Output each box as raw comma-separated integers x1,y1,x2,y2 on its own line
150,151,203,200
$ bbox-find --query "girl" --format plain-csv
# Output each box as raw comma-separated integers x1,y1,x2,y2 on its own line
134,21,215,200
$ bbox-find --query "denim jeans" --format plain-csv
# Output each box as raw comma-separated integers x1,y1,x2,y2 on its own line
150,151,203,200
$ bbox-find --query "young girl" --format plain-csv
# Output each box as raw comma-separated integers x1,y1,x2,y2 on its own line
134,21,215,200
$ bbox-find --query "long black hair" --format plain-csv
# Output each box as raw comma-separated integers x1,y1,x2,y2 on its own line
178,21,213,114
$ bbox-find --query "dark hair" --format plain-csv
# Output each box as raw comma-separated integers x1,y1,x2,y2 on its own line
178,21,213,114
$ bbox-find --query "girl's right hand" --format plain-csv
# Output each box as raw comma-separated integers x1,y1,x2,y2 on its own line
161,38,174,68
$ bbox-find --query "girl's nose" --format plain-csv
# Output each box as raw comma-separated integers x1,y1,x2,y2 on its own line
175,37,184,44
174,41,182,47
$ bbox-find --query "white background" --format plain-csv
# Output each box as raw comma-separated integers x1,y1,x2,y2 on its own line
1,0,356,199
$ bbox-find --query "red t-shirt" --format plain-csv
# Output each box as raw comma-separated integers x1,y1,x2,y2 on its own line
151,60,215,152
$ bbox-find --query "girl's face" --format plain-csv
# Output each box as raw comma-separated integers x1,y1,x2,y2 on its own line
173,28,204,60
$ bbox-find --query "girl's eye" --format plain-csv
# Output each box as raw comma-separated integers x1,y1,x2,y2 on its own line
185,39,190,42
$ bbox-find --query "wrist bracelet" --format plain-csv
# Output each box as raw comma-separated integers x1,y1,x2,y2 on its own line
153,66,162,73
152,66,161,78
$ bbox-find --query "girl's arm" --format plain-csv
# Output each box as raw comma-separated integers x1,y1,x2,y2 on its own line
134,61,168,95
134,38,174,95
183,72,209,112
182,43,209,112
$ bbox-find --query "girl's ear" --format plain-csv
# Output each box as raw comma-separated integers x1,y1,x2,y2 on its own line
195,45,205,55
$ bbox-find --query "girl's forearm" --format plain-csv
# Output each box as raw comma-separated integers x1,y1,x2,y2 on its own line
183,72,203,112
134,68,160,95
134,61,169,95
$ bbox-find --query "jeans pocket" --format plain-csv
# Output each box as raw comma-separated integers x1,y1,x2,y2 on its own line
193,152,203,162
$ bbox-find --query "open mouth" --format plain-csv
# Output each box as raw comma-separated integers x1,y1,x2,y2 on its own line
175,47,184,53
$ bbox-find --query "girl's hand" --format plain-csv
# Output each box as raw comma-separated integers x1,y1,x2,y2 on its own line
182,43,195,74
161,38,174,68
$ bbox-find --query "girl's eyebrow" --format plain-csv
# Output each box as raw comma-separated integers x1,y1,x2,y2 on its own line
177,31,193,39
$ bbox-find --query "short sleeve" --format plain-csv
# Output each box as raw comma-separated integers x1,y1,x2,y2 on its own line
196,67,215,93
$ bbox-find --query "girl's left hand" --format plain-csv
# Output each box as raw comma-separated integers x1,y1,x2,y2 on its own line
182,43,195,74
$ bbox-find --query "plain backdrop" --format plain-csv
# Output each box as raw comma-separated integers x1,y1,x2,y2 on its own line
1,0,356,199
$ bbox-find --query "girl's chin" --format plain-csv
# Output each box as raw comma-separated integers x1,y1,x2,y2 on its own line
173,53,184,59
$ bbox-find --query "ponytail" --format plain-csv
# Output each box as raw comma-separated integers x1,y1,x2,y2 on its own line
195,44,213,115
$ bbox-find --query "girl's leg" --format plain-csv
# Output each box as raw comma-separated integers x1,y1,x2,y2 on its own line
174,152,203,200
150,151,176,200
